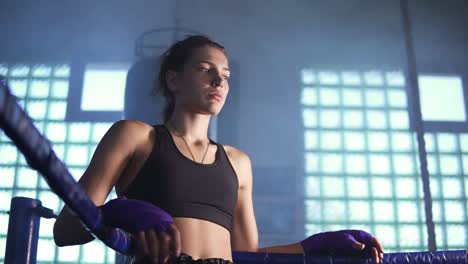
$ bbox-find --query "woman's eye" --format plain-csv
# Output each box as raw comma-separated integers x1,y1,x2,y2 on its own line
201,68,210,72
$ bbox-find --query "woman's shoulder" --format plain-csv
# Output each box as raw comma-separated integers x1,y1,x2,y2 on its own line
222,144,252,169
106,120,156,148
109,119,155,136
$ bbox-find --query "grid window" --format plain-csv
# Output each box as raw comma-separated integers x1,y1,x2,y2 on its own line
0,63,115,263
302,69,431,252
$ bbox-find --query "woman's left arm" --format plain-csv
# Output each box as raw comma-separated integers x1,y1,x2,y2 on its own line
228,148,384,260
229,148,303,253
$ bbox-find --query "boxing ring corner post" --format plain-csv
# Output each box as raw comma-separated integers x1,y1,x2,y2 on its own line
4,197,56,264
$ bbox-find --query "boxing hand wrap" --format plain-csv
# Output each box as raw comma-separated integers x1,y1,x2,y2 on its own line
99,197,174,233
300,229,373,255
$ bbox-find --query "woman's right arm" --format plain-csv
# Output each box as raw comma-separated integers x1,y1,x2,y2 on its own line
53,120,145,247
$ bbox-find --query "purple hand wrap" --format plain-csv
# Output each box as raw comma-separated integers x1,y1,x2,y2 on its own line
300,229,374,255
99,197,174,233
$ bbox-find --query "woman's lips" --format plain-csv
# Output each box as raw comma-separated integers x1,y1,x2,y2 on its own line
209,93,223,102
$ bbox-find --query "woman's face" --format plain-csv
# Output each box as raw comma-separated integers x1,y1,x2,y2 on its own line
171,46,230,116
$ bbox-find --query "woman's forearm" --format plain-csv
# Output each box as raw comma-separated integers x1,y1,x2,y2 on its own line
53,206,95,246
257,242,304,254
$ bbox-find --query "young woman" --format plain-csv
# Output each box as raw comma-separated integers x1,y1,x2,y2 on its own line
53,35,384,264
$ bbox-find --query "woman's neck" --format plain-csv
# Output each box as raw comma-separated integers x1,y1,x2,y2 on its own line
166,113,211,143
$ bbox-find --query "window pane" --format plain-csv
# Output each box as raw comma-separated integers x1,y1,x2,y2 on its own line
342,89,362,106
69,123,91,142
305,200,321,222
301,69,316,85
363,71,384,86
304,130,318,150
392,132,413,151
367,110,387,129
53,64,70,77
387,89,407,108
372,177,393,198
319,88,340,106
349,201,370,221
46,123,67,142
373,201,394,221
32,65,52,77
0,144,18,165
397,202,419,222
369,154,390,175
322,177,344,197
51,80,69,99
343,110,364,128
396,178,417,198
322,154,343,173
305,153,319,173
66,146,89,165
30,80,50,98
365,89,386,107
58,244,80,262
301,88,317,106
323,200,346,221
436,133,457,152
399,225,421,247
37,239,55,261
48,101,67,120
0,167,15,188
347,177,369,198
446,225,466,247
419,75,466,122
393,154,415,175
341,71,361,86
303,109,317,128
439,155,460,175
81,63,129,111
386,72,405,87
82,240,106,262
345,154,367,174
0,191,12,210
344,132,365,151
320,110,341,128
26,100,48,120
375,225,397,247
305,177,320,197
9,79,28,98
10,64,30,77
17,168,38,188
0,214,9,235
444,201,464,222
321,131,341,150
390,110,409,129
368,132,389,151
318,71,339,85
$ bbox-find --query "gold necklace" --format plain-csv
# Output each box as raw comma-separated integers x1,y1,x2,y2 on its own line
168,122,210,164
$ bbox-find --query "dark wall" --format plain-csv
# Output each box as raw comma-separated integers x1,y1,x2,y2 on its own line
1,0,467,247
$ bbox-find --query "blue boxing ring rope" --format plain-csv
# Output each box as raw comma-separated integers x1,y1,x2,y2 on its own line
0,78,467,264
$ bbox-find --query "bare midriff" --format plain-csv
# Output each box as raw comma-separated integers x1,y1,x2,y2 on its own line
173,217,233,261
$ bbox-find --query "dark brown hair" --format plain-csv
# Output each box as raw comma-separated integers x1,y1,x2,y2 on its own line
156,35,225,123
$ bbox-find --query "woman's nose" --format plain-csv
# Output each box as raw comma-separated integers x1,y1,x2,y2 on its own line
211,74,223,87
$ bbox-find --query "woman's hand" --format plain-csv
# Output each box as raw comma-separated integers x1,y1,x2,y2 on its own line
133,224,181,264
99,197,181,263
300,230,384,264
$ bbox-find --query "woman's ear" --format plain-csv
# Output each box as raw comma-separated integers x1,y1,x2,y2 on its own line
165,70,179,93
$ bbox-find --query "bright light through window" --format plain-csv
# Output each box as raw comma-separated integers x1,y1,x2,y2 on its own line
81,63,130,111
419,75,466,122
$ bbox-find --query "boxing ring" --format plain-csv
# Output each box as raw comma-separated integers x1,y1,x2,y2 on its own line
1,74,467,264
